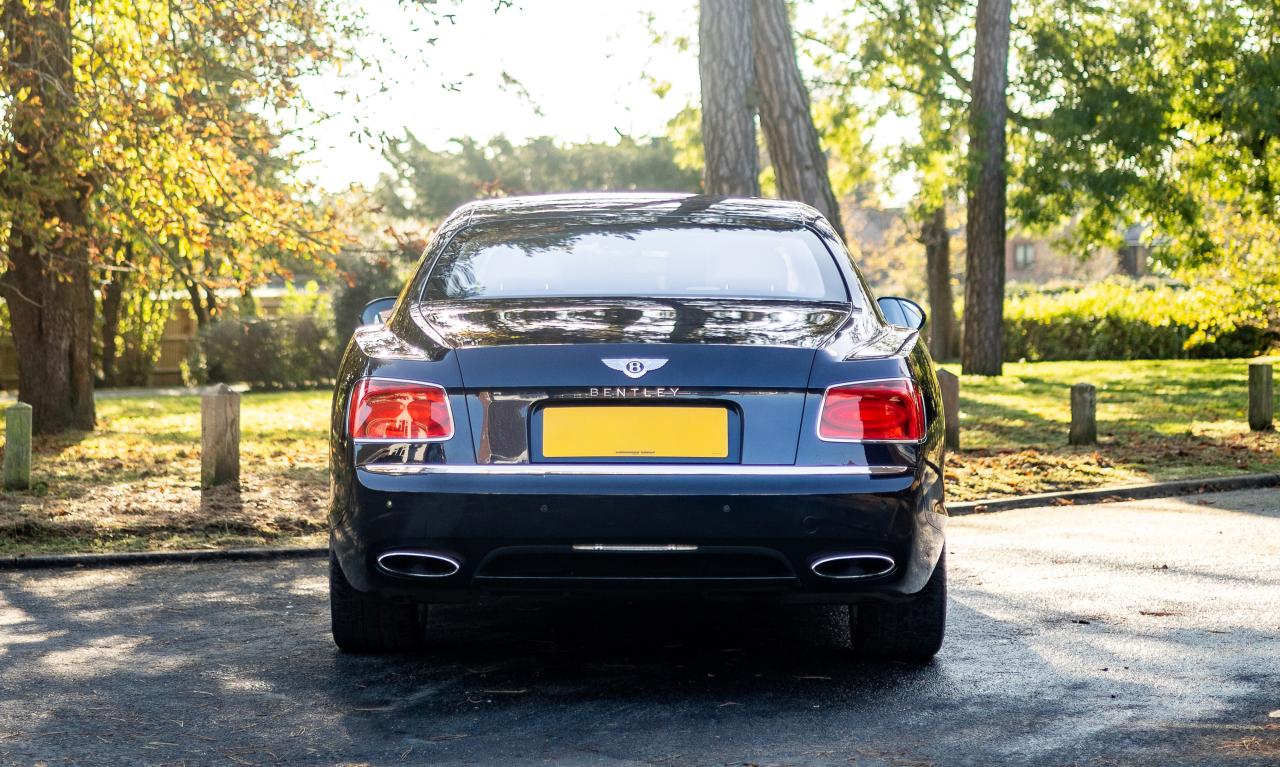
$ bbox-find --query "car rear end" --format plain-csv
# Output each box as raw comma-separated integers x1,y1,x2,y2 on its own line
328,195,948,659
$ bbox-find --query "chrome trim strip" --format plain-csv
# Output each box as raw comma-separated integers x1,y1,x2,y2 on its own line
359,463,910,477
472,575,797,582
572,544,699,552
809,553,897,580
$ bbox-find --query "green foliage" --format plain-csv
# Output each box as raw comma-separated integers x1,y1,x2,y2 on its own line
195,284,339,389
113,289,170,387
1004,279,1276,361
663,105,705,176
1014,0,1280,266
0,0,353,292
806,1,973,216
332,253,412,340
378,134,701,221
279,281,331,318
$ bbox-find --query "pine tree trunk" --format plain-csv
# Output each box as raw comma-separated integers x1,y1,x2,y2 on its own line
699,0,759,197
923,206,959,360
961,0,1010,376
1,0,96,433
751,0,846,240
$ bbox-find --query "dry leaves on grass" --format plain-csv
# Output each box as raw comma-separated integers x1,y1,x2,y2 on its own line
945,430,1280,502
0,470,328,553
945,448,1137,501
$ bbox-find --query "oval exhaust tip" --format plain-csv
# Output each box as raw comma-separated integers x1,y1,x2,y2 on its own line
810,553,896,579
377,550,461,578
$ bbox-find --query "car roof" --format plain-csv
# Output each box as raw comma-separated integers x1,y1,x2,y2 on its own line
446,193,825,229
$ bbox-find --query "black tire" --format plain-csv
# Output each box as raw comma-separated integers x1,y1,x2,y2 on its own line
851,550,947,661
329,553,429,653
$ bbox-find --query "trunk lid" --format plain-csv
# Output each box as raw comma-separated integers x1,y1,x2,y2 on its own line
423,297,850,465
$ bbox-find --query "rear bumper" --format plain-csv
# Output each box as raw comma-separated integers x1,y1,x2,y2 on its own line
331,465,947,603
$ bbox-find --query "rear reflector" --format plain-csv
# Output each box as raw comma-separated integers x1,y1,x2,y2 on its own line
349,379,453,440
818,379,925,442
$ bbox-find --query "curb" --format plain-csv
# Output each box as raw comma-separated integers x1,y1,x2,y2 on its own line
0,545,327,571
2,472,1276,571
948,472,1280,516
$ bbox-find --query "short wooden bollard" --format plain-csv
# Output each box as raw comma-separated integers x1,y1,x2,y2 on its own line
937,369,960,451
1069,383,1097,446
201,384,240,488
3,402,32,490
1249,361,1274,432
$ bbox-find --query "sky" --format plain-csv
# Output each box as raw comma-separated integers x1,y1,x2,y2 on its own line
299,0,704,191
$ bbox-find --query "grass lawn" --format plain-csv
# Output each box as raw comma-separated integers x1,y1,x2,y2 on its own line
0,391,332,555
0,357,1276,554
939,357,1280,500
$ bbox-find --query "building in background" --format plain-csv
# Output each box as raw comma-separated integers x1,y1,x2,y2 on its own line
839,200,1154,297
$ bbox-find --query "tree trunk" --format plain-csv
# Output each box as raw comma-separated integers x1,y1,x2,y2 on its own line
100,267,128,388
186,282,209,326
699,0,759,197
185,280,220,328
751,0,845,240
923,206,959,360
1,0,96,433
961,0,1011,376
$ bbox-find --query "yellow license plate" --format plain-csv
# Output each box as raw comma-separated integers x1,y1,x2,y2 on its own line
541,406,729,458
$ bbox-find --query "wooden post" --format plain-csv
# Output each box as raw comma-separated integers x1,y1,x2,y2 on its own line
3,402,32,490
1249,362,1274,432
1069,383,1097,446
937,369,960,451
201,384,240,488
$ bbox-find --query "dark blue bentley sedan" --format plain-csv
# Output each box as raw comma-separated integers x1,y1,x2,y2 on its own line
329,193,947,660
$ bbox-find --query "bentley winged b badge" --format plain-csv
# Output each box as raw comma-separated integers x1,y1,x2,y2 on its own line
602,358,669,379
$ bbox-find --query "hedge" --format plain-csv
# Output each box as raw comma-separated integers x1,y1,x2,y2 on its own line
192,315,340,389
1003,280,1276,361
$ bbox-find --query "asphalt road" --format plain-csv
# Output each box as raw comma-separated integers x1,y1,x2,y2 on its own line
2,488,1277,766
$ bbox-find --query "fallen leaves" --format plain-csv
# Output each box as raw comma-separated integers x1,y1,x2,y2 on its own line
0,392,329,554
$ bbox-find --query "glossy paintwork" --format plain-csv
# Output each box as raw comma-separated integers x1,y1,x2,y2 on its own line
462,388,808,466
424,298,853,349
454,343,818,389
338,469,931,602
435,193,824,230
328,194,947,604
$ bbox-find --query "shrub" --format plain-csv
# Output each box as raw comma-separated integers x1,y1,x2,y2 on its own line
195,283,340,388
1003,279,1276,361
113,290,170,387
198,315,339,388
333,254,406,340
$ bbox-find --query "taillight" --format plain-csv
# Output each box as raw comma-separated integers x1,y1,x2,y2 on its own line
349,379,453,440
818,379,925,442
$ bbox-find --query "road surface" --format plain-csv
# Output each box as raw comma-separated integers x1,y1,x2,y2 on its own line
1,488,1277,766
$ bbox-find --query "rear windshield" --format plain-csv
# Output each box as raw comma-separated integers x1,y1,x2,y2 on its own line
423,221,848,302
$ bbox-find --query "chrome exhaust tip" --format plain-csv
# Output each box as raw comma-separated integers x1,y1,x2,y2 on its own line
376,550,461,578
810,553,896,579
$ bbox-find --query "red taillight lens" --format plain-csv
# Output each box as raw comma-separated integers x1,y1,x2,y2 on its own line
349,379,453,440
818,380,925,442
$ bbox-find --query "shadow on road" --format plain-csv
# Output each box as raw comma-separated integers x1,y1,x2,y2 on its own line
3,489,1279,767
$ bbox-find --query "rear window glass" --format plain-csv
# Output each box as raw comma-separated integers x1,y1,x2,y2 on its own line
423,221,848,302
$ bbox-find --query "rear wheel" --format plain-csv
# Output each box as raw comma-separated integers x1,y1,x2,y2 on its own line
329,553,429,653
850,550,947,661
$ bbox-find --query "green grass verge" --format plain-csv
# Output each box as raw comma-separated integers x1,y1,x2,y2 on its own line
939,357,1280,499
